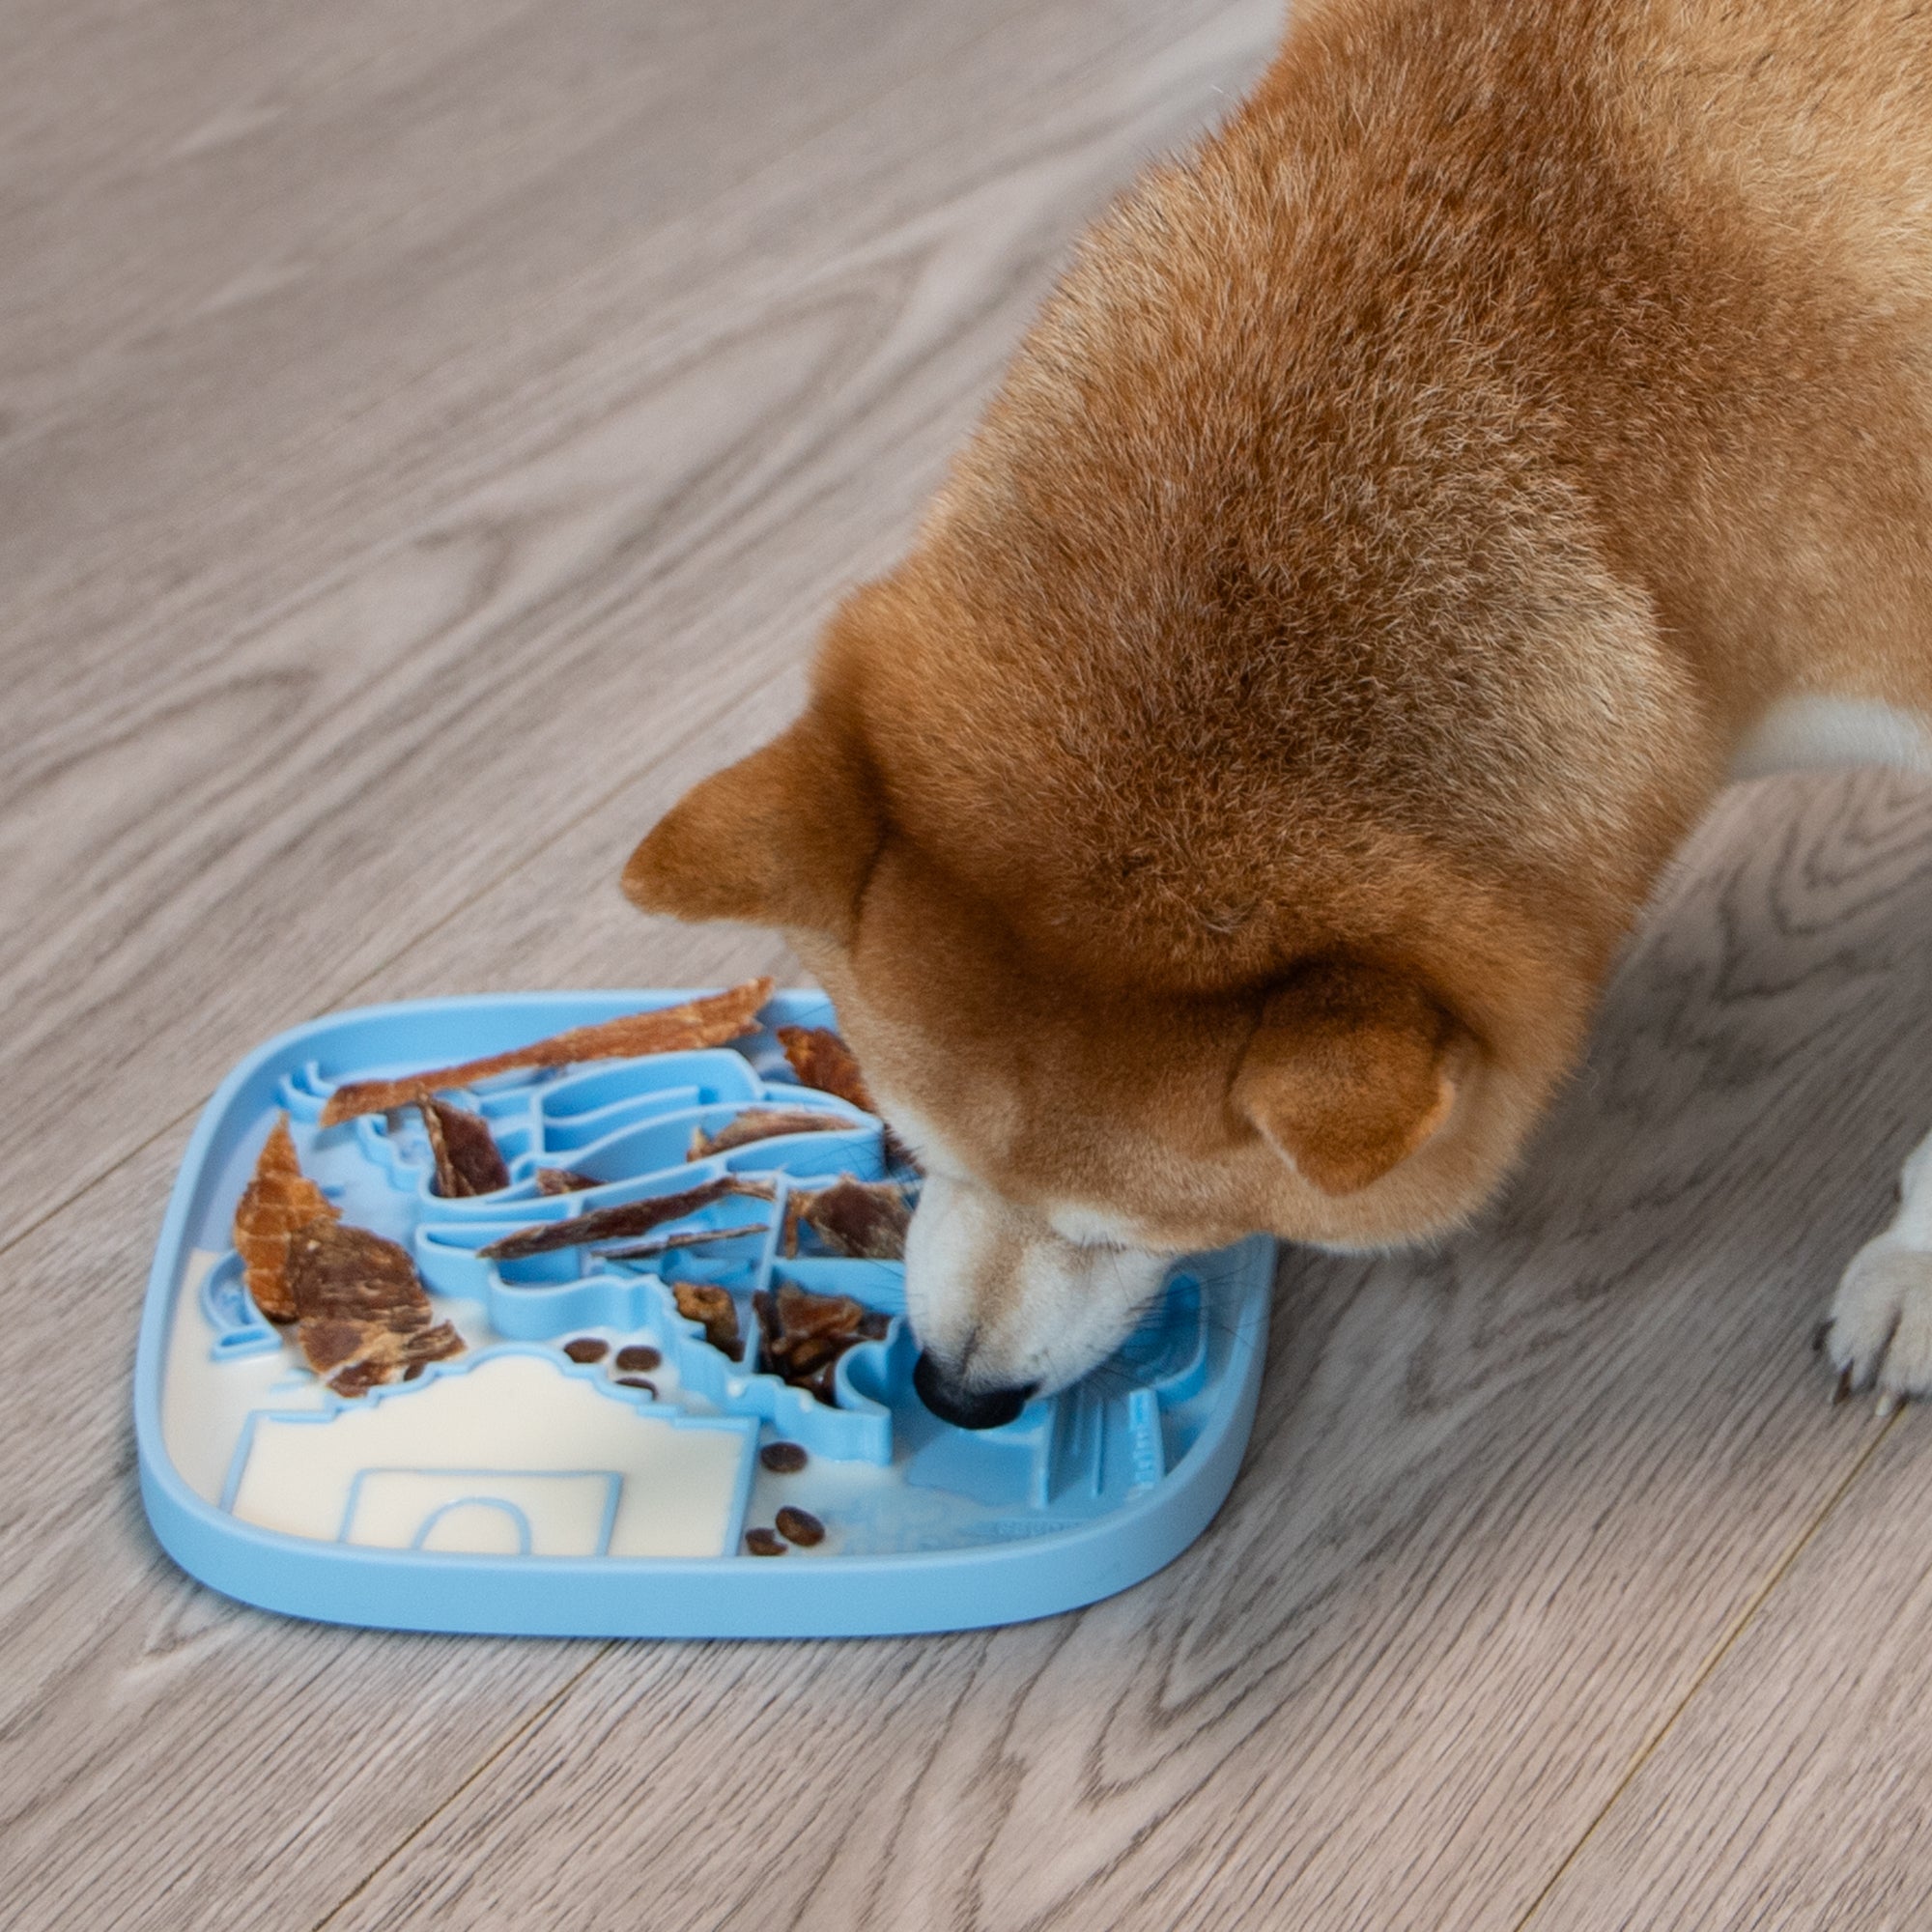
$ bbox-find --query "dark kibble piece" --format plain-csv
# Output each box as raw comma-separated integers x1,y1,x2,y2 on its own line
760,1441,809,1474
744,1527,787,1556
419,1099,511,1197
562,1336,609,1363
774,1506,825,1548
535,1166,600,1195
614,1345,662,1373
614,1377,658,1396
319,979,775,1124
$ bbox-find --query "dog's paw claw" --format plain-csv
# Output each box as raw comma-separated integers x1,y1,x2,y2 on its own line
1827,1241,1932,1406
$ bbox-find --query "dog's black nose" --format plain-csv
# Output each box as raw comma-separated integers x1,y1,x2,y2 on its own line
912,1351,1035,1431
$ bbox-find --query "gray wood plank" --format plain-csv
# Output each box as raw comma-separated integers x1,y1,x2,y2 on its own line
310,773,1932,1932
1528,1375,1932,1928
0,0,1279,1241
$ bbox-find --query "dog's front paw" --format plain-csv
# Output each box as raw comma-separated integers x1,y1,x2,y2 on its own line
1825,1239,1932,1411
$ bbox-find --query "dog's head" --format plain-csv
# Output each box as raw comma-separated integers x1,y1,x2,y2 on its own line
624,574,1697,1421
623,125,1717,1419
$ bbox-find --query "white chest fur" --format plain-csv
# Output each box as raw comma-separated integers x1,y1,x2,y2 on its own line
1728,696,1932,781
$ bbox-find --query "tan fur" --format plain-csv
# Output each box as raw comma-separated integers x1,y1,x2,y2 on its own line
626,0,1932,1380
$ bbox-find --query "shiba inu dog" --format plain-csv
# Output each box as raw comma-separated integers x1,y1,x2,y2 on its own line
625,0,1932,1427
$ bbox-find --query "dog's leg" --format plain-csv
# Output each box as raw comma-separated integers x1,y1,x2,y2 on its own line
1826,1136,1932,1410
1725,696,1932,1409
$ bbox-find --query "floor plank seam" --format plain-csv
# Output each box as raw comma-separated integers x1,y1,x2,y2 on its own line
1508,1407,1904,1929
304,1639,619,1932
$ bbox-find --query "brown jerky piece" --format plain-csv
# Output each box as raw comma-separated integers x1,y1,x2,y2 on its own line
753,1281,871,1403
776,1026,877,1113
782,1178,913,1261
419,1099,511,1198
476,1177,772,1262
285,1218,465,1396
319,978,775,1124
673,1282,742,1359
744,1527,786,1556
534,1166,600,1195
774,1506,825,1548
777,1025,919,1169
233,1116,340,1322
601,1223,770,1264
687,1108,844,1160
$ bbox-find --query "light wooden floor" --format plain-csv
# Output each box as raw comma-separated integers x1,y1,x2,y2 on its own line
8,2,1932,1925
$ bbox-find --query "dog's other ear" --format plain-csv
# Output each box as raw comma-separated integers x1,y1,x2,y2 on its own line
1234,959,1463,1196
621,705,882,940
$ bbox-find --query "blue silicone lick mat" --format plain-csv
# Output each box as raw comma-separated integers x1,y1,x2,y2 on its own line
135,989,1274,1637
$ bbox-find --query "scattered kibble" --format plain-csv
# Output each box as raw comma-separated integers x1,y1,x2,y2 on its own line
562,1336,609,1364
759,1441,809,1474
774,1506,824,1548
744,1527,786,1556
614,1344,663,1373
613,1376,658,1396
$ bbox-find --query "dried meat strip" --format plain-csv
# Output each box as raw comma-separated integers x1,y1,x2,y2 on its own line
686,1108,844,1160
233,1115,339,1322
673,1282,743,1359
781,1177,913,1261
753,1281,875,1404
775,1026,877,1114
533,1166,600,1195
475,1177,773,1262
319,978,774,1124
601,1222,771,1263
285,1218,464,1397
776,1025,920,1170
420,1099,511,1197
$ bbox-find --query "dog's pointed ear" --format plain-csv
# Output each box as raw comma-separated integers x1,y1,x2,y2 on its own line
1234,960,1463,1196
621,706,882,940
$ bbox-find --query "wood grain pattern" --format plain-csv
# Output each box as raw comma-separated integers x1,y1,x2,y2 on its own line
1532,1413,1932,1932
10,0,1932,1926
